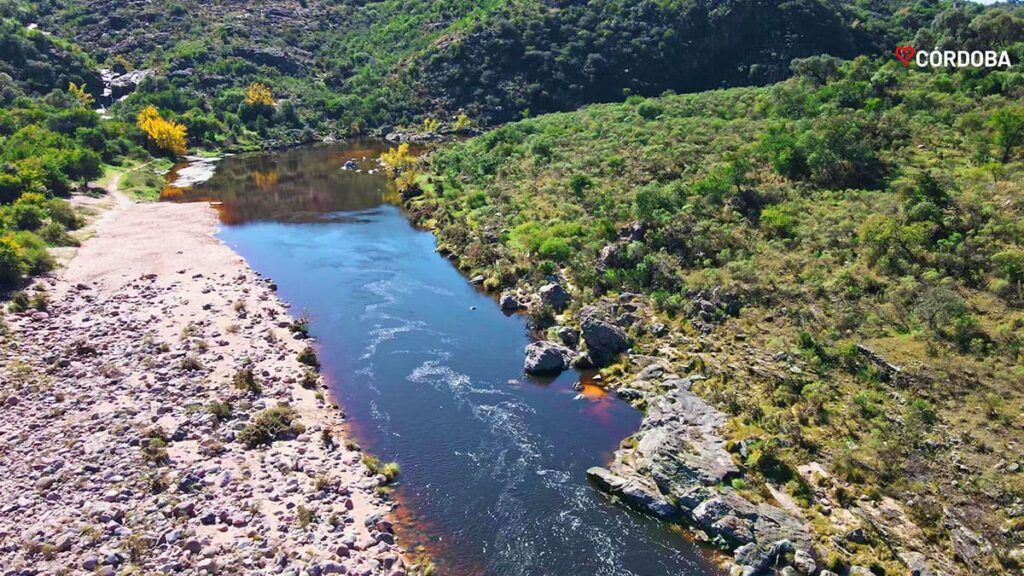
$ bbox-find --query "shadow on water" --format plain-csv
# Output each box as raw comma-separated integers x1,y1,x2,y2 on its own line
165,142,724,576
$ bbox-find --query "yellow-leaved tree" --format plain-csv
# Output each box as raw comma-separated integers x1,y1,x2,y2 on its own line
68,82,94,107
379,143,421,196
137,106,188,157
378,143,416,177
245,82,275,107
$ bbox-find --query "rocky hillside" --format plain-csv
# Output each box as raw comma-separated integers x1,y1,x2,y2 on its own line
402,5,1024,573
28,0,956,147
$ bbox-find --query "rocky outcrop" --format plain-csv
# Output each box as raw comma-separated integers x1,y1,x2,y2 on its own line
687,287,742,333
589,365,813,575
232,46,307,73
523,341,574,375
100,68,153,101
579,307,630,367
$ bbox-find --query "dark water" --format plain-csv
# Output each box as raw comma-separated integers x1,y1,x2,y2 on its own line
169,143,720,576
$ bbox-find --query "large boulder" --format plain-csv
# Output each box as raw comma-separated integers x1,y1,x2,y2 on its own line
499,292,522,312
523,341,573,375
580,309,630,367
539,283,570,312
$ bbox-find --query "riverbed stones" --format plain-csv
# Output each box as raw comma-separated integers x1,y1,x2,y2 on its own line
523,341,574,375
0,199,404,574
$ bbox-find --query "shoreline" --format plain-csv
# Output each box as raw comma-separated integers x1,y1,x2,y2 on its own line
0,181,406,574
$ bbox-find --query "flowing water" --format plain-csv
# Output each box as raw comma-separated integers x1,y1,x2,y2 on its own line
167,143,720,576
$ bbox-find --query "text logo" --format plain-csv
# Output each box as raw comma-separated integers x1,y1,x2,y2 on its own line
895,45,1013,69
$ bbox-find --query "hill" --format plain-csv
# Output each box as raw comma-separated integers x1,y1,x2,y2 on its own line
29,0,955,147
403,6,1024,574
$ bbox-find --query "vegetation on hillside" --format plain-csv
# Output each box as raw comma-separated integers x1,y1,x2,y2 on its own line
0,6,154,289
27,0,966,148
407,7,1024,572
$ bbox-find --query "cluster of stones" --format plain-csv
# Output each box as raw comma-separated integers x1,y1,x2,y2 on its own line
0,269,405,575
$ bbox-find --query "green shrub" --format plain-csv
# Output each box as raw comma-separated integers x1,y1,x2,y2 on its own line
179,355,204,371
0,238,24,289
7,290,30,312
232,362,261,393
238,405,305,448
207,400,233,421
538,237,570,261
299,367,318,389
37,221,78,246
298,346,320,368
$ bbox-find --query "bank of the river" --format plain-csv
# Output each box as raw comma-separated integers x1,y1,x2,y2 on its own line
0,173,406,574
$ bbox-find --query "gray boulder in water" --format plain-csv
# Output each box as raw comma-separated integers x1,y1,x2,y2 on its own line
499,292,522,312
523,341,573,375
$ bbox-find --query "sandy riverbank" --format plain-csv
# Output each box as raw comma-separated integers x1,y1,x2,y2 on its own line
0,179,405,574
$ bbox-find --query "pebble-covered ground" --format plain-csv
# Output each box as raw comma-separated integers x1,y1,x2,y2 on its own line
0,192,405,575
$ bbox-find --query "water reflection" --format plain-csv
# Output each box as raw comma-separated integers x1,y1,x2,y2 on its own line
163,141,402,224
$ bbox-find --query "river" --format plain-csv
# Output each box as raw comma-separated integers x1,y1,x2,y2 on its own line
166,142,720,576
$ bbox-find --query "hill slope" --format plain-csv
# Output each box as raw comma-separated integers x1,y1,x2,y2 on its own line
405,7,1024,574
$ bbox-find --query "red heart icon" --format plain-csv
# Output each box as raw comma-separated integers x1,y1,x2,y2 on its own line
894,45,916,67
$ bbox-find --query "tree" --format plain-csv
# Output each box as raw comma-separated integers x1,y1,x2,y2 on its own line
992,249,1024,300
379,143,417,176
136,106,187,157
245,82,275,107
990,106,1024,162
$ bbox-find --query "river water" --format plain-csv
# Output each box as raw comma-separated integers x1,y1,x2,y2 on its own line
167,143,719,576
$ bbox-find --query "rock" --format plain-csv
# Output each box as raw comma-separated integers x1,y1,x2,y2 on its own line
539,283,570,312
105,68,153,99
635,389,739,489
499,292,522,312
555,326,579,347
342,160,357,171
618,221,646,241
733,542,773,574
849,567,873,576
615,388,643,401
587,467,679,519
579,309,630,367
598,243,624,270
951,524,991,568
793,548,816,575
524,341,573,375
846,527,868,544
470,275,485,285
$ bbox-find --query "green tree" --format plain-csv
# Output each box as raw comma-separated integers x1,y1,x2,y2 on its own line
990,106,1024,162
